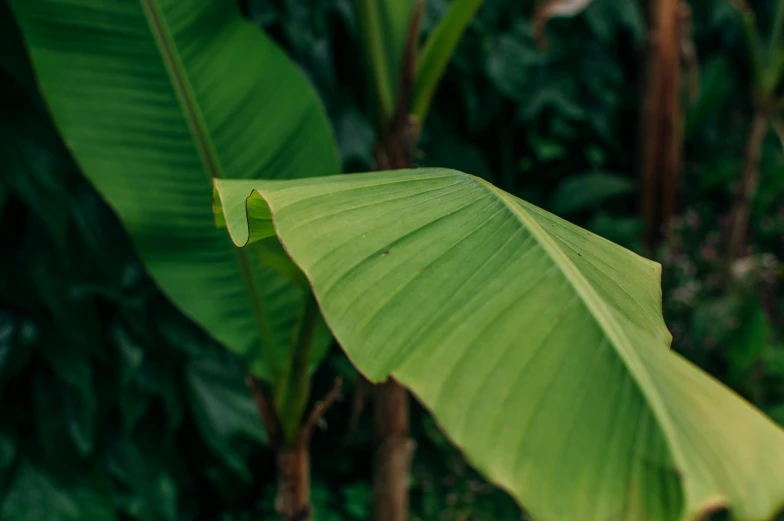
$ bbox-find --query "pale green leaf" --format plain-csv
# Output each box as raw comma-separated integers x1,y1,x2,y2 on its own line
10,0,341,379
215,168,784,521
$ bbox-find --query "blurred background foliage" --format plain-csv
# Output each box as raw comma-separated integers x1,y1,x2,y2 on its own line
1,0,783,520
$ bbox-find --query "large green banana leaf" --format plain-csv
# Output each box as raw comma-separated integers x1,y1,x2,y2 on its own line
214,169,784,521
10,0,341,379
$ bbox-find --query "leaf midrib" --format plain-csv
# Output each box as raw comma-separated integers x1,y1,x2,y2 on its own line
470,174,689,478
140,0,277,372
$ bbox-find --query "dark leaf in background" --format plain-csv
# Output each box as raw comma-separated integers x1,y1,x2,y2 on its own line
246,0,279,28
586,214,644,251
726,299,770,397
33,370,92,464
107,440,177,521
0,312,35,395
0,1,34,90
113,325,145,388
583,0,645,48
1,462,116,521
0,429,15,472
420,116,493,180
485,27,542,100
0,120,69,246
186,359,266,480
334,107,376,171
685,56,735,140
549,171,634,215
1,463,82,521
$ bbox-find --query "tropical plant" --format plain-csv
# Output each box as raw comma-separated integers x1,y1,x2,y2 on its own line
8,0,340,518
213,169,784,521
726,0,784,260
7,0,494,518
0,54,269,521
353,1,489,517
343,0,597,516
9,2,784,521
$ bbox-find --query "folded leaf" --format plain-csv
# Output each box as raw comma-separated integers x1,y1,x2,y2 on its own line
10,0,341,379
215,169,784,521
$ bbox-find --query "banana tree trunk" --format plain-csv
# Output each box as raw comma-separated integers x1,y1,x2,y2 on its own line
369,5,423,521
373,378,415,521
250,376,342,521
371,118,418,521
277,446,311,521
639,0,684,249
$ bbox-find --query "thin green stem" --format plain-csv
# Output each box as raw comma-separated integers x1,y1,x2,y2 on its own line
737,8,764,92
141,0,279,376
762,0,784,96
275,291,320,446
355,0,394,125
769,0,784,64
412,0,486,124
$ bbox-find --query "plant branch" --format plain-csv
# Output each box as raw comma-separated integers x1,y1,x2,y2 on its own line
732,1,764,89
773,115,784,151
247,375,281,447
728,110,769,260
768,0,784,66
346,375,370,439
273,377,341,521
298,377,343,447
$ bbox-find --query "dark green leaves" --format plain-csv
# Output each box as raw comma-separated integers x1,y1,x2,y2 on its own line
10,0,341,379
1,463,116,521
187,359,266,480
0,48,278,519
548,171,634,215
